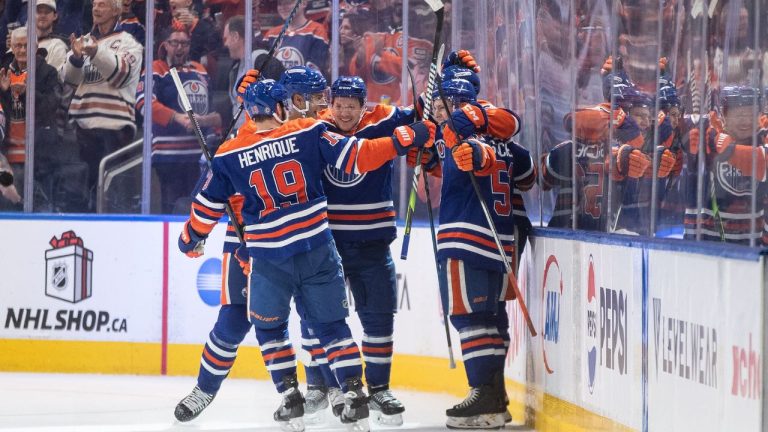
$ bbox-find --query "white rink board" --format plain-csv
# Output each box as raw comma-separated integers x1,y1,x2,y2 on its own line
0,219,164,342
647,249,763,431
526,232,764,431
0,217,461,360
578,241,643,429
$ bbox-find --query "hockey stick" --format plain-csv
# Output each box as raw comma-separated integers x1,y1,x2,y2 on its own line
406,63,456,369
221,0,303,142
170,67,246,246
436,60,538,337
400,0,445,260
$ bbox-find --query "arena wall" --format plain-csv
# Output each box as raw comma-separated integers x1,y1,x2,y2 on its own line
1,215,765,430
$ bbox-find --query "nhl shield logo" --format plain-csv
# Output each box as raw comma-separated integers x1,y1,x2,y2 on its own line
51,262,68,291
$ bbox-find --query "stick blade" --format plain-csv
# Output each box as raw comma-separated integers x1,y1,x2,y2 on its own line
424,0,444,12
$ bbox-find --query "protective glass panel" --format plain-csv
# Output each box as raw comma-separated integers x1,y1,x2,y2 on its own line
533,0,580,229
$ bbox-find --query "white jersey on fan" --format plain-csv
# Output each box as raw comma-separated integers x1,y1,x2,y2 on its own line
61,24,142,134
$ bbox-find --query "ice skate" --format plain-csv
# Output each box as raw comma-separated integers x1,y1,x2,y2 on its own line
274,375,306,432
174,385,215,422
368,385,405,426
340,377,370,431
302,385,329,424
329,386,345,417
445,380,505,430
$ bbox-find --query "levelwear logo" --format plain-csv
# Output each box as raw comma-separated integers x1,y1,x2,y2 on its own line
585,255,628,395
542,254,563,374
652,298,717,388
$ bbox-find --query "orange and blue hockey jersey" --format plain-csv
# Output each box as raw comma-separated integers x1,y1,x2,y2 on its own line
436,134,535,273
436,105,533,273
188,118,398,259
318,104,415,242
136,60,213,164
263,20,330,74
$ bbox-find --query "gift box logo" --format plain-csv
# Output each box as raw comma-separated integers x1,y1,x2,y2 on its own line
45,231,94,304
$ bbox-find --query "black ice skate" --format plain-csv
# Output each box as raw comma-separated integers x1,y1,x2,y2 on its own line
340,377,370,431
274,375,306,432
368,385,405,426
303,385,329,424
329,386,345,417
174,385,215,422
445,376,505,430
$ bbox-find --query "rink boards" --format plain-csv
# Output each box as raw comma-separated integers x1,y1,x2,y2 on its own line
0,215,766,431
510,229,766,431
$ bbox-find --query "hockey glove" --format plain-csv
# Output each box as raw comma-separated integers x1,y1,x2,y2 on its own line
452,138,494,172
617,144,651,178
236,69,261,104
451,102,489,139
406,146,440,172
392,121,436,155
179,221,206,258
443,50,481,73
655,146,677,178
234,245,251,276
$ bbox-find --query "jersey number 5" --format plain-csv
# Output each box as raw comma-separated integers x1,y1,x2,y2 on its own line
249,160,309,218
491,160,513,217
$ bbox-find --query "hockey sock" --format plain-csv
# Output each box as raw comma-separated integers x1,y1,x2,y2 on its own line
451,313,506,387
300,319,329,386
312,319,363,391
493,302,511,371
358,311,395,388
254,322,297,393
197,305,251,394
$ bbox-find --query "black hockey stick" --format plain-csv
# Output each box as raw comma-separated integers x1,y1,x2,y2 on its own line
170,68,246,247
437,60,537,337
221,0,303,142
400,0,445,260
406,62,456,369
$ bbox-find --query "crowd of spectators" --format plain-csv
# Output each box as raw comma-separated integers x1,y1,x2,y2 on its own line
0,0,437,213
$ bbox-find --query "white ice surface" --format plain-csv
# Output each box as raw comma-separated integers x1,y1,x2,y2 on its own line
0,373,530,431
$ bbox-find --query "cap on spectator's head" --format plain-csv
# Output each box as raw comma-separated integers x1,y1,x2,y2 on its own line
37,0,57,12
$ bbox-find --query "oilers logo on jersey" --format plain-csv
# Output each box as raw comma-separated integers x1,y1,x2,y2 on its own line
278,46,306,69
435,137,446,159
83,64,105,84
370,47,399,85
716,161,751,197
181,79,209,115
323,165,367,188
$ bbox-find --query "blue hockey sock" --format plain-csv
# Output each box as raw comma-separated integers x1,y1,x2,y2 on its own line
451,312,506,388
197,305,251,394
312,319,363,391
254,322,297,392
358,311,395,389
